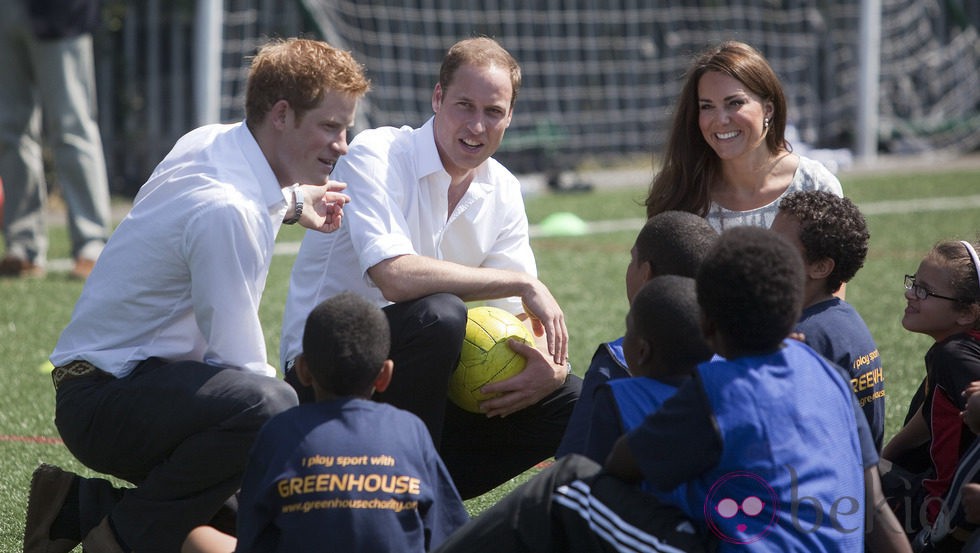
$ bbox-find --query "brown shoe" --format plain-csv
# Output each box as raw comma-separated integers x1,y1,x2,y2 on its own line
23,464,80,553
69,257,96,280
0,255,45,278
81,516,127,553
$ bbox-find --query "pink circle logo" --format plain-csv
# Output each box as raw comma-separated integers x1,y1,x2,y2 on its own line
704,471,779,544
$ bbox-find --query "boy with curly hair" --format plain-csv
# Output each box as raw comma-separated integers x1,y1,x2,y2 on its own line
771,190,885,450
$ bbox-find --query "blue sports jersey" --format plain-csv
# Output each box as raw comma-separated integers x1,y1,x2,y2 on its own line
796,297,885,450
629,339,865,552
582,376,679,464
235,398,469,553
596,376,690,507
556,337,630,458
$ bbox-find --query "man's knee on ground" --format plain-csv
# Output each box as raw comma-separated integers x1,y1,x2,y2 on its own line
249,378,298,422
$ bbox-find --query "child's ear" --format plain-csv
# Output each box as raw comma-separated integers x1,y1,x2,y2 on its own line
956,303,980,328
640,260,654,282
295,354,314,387
373,360,394,393
807,257,835,281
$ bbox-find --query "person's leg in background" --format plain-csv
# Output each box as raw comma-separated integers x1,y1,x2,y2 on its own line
0,0,47,276
36,29,111,279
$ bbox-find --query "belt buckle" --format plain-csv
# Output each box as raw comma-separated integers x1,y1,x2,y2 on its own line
51,360,98,390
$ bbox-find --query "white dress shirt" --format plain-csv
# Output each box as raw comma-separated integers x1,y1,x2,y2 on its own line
51,122,290,377
279,117,536,368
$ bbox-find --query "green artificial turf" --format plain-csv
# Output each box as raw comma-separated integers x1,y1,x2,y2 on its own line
1,166,978,548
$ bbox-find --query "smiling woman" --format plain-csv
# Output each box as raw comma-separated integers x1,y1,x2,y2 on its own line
644,41,843,233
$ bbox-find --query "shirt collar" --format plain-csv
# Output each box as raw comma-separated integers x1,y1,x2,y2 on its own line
414,117,447,180
236,120,286,209
414,117,493,194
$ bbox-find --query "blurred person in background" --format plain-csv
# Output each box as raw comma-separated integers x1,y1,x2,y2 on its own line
0,0,112,279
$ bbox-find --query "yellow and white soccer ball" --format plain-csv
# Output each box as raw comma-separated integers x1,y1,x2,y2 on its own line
448,306,534,413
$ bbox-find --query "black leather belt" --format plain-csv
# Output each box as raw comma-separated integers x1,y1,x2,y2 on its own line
51,360,108,390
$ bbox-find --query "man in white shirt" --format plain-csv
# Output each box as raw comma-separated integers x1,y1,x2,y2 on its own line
24,38,370,553
280,37,581,499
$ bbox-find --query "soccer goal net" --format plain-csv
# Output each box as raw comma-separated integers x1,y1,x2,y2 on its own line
229,0,980,173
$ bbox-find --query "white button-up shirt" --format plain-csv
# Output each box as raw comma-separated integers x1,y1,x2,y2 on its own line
280,118,536,368
51,122,289,378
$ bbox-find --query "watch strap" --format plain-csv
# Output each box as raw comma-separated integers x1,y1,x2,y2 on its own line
284,184,303,225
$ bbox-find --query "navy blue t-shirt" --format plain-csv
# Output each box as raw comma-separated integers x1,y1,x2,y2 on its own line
796,297,885,450
235,398,469,553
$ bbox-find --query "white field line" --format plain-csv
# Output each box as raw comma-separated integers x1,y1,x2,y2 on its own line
856,194,980,215
46,194,980,272
276,194,980,252
526,194,980,238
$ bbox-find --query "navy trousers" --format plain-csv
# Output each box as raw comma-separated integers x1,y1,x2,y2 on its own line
55,357,297,552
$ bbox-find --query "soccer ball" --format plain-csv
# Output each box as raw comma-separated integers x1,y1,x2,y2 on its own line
448,306,535,413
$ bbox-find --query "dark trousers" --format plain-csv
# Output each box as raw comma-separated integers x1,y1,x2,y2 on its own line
375,293,470,444
55,358,298,552
433,455,713,553
441,380,581,499
286,293,582,499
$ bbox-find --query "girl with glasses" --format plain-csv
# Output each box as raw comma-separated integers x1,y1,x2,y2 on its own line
882,239,980,546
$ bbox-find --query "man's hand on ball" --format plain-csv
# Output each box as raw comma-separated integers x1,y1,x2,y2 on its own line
299,181,351,233
521,285,568,365
478,338,566,418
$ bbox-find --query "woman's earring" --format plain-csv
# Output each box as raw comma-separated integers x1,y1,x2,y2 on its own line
763,117,770,130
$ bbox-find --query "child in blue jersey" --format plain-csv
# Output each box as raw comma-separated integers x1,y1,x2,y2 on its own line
556,210,717,458
184,292,469,553
882,239,980,542
606,227,867,551
432,228,907,553
770,190,886,450
581,275,712,464
432,279,718,553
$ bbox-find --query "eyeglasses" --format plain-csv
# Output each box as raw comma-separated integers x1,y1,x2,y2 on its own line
905,274,960,302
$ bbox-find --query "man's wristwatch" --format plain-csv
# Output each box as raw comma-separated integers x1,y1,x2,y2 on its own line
284,184,303,225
